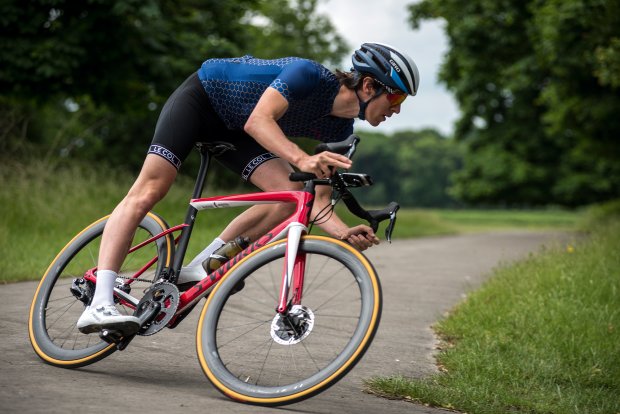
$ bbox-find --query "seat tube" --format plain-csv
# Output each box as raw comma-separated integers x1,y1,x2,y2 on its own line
170,146,211,281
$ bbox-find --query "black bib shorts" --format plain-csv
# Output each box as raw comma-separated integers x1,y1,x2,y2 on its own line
148,73,278,181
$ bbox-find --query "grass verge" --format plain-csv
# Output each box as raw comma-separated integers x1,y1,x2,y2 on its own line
1,160,582,283
366,211,620,414
0,160,238,283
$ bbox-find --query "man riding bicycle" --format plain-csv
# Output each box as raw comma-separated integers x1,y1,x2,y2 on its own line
77,43,420,334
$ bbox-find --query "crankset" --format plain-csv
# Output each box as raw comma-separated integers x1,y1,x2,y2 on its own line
96,282,179,350
135,282,180,336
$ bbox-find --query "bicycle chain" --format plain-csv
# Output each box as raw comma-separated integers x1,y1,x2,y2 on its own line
114,274,163,286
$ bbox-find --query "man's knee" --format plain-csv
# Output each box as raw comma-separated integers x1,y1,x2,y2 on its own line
124,155,176,213
124,185,167,215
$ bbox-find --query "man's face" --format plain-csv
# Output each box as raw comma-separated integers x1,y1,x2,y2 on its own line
365,92,404,127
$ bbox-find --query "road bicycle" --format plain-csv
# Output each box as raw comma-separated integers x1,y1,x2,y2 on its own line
28,135,399,405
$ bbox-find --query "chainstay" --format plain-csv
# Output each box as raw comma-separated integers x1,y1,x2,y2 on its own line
115,274,163,285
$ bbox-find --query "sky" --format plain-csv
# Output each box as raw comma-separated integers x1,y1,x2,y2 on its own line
316,0,459,136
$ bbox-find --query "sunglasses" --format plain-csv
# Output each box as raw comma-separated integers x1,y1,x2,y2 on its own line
386,92,407,107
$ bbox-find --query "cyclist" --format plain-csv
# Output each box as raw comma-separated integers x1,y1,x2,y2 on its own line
77,43,420,334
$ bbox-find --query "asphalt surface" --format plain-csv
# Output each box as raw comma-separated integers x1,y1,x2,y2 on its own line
0,231,567,414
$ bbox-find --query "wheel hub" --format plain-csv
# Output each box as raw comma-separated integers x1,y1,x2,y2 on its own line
270,305,315,345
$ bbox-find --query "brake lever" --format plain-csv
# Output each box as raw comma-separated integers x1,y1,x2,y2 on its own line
384,210,398,243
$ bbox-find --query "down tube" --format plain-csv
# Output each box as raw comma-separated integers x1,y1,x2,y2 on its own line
181,190,315,314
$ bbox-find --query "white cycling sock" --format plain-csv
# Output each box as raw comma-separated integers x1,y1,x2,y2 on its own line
179,238,226,282
90,269,118,308
187,237,225,267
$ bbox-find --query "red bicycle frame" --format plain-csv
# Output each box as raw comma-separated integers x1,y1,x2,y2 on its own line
183,190,314,315
81,138,383,332
83,189,315,322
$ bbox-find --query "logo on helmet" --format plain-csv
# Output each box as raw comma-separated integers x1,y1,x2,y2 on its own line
389,59,401,73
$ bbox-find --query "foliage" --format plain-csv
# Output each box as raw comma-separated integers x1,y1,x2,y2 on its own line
354,129,463,207
0,159,584,283
579,198,620,229
0,0,255,107
243,0,349,66
367,215,620,413
0,0,348,180
409,0,620,206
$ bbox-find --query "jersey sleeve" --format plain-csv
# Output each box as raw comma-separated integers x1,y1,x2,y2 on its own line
269,60,321,102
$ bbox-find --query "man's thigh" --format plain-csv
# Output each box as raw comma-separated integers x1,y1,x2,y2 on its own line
250,158,302,192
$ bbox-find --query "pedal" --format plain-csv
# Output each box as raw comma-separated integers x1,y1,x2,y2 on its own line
99,328,137,350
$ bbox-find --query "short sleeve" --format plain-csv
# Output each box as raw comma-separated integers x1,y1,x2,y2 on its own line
269,60,321,101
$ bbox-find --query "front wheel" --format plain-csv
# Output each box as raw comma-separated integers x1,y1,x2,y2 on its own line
196,236,382,405
28,212,174,368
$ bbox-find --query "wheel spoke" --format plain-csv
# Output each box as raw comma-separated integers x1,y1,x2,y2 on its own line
46,298,80,331
312,278,357,313
199,238,380,403
217,319,271,349
30,214,171,367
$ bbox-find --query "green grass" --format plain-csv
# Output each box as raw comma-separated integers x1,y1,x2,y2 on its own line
0,160,239,283
1,160,583,283
366,214,620,413
338,207,582,240
436,208,581,232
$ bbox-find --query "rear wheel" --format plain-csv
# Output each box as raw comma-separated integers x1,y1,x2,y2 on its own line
28,212,173,368
196,236,382,405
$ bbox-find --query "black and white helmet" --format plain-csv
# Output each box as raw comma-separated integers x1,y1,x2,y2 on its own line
352,43,420,96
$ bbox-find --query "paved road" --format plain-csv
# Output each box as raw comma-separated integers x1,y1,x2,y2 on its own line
0,231,567,414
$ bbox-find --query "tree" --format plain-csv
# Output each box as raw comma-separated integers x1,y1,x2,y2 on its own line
1,0,349,181
0,0,256,107
353,129,463,208
1,0,259,160
243,0,349,67
409,0,620,206
531,0,620,204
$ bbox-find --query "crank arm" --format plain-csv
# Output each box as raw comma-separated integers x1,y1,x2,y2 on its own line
136,301,162,326
113,287,139,307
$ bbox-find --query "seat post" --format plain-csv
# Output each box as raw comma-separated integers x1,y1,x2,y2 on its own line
168,144,212,282
191,143,211,199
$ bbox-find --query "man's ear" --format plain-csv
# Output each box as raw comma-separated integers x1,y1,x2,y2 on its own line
361,77,375,96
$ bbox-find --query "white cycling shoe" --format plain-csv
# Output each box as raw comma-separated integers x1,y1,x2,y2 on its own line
77,304,140,334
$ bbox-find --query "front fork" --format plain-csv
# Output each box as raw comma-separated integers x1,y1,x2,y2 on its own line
276,223,307,314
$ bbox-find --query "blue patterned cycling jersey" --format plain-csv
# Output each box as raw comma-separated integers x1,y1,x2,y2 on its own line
197,56,353,143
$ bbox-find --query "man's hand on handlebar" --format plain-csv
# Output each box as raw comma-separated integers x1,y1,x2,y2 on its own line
297,151,352,178
338,225,380,251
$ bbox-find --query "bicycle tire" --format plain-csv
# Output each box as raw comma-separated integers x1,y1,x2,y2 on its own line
28,211,174,368
196,235,382,405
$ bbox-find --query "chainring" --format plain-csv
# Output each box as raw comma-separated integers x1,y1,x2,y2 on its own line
135,282,179,336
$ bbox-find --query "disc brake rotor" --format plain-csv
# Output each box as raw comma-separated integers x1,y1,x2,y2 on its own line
270,305,315,345
136,282,179,336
